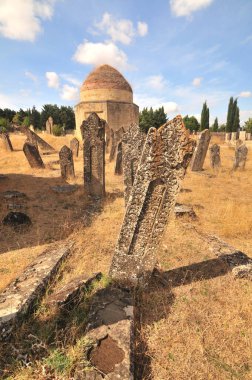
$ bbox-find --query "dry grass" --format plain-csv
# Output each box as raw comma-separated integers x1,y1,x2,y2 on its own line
1,133,252,379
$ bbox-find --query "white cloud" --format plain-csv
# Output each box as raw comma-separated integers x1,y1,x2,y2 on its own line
170,0,214,17
0,0,56,42
137,22,148,37
240,110,252,125
135,93,179,115
60,74,81,87
242,35,252,45
192,77,203,87
60,85,79,101
73,40,129,70
93,13,148,45
25,71,38,83
160,102,179,114
146,75,166,90
239,91,252,98
46,71,60,89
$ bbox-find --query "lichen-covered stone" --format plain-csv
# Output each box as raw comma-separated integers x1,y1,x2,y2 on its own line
191,129,211,171
209,143,221,169
46,116,53,134
59,145,75,179
114,141,123,175
1,133,13,152
122,124,146,204
109,126,124,162
233,143,248,170
109,115,195,284
23,142,45,168
81,113,105,197
20,126,55,152
70,137,80,157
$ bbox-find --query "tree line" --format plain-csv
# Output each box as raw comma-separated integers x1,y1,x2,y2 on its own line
0,105,75,134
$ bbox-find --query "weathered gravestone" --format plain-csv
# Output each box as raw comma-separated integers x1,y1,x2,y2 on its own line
209,144,221,169
81,113,105,197
59,145,75,180
20,126,55,153
109,127,124,162
109,116,195,284
70,137,79,157
46,116,53,134
239,131,246,141
23,142,45,168
225,132,231,142
1,133,13,152
231,131,238,141
105,123,111,153
233,143,248,170
191,129,211,171
122,123,146,204
114,142,123,175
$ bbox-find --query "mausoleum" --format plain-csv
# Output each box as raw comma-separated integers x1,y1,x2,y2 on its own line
75,64,139,138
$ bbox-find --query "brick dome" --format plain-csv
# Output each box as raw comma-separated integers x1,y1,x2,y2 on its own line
80,65,133,103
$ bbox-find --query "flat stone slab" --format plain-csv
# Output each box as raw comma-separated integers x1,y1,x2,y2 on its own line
2,212,31,229
46,272,102,307
2,191,27,199
50,185,78,194
84,286,134,379
174,203,197,219
0,243,72,340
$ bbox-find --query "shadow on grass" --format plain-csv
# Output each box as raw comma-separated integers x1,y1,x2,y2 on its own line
134,254,233,380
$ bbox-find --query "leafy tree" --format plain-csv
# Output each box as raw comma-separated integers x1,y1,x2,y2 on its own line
233,103,240,132
212,117,219,132
200,101,209,131
218,124,226,132
52,124,63,136
12,112,22,125
140,106,167,133
30,106,41,130
244,118,252,133
226,97,239,132
183,115,200,132
59,106,75,129
22,116,30,127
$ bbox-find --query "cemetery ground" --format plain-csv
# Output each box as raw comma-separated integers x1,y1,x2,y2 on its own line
0,133,252,379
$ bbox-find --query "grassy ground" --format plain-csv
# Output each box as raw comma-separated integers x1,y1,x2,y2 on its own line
0,133,252,379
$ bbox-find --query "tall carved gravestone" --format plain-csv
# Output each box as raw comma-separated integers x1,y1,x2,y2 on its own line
109,127,124,162
209,144,221,169
1,133,13,152
23,142,45,168
114,142,123,175
59,145,75,180
109,116,195,284
46,116,53,134
233,144,248,170
81,113,105,197
105,123,111,153
122,124,146,204
191,129,211,171
70,138,79,157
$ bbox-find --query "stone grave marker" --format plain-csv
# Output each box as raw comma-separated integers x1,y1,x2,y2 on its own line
81,112,105,197
114,142,123,175
109,126,124,162
105,123,111,153
109,115,195,284
46,116,53,134
59,145,75,180
191,129,211,171
209,144,221,169
23,142,45,168
122,123,146,204
233,143,248,170
70,137,79,157
231,131,238,141
1,133,13,152
20,126,55,152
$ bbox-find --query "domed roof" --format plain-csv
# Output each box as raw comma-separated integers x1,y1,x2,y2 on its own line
81,65,132,93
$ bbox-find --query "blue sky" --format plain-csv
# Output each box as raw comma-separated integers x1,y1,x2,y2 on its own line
0,0,252,125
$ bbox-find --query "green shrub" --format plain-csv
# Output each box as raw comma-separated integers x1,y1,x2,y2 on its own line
52,124,63,136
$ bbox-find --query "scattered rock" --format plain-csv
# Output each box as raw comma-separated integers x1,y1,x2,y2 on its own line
7,204,24,211
180,188,192,193
50,185,78,194
2,191,26,199
232,264,252,280
2,212,31,228
174,203,197,219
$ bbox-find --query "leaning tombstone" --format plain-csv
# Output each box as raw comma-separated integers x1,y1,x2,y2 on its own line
109,126,124,162
191,129,211,171
1,133,13,152
209,144,221,169
114,142,123,175
70,137,79,157
20,126,55,152
29,124,35,132
59,145,75,180
23,142,45,168
233,143,248,170
122,124,146,204
81,113,105,197
109,116,195,285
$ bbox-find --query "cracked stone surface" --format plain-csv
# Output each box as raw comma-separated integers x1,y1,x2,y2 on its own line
109,115,195,284
0,243,72,340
